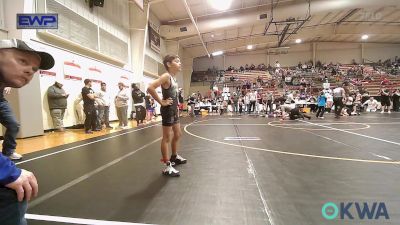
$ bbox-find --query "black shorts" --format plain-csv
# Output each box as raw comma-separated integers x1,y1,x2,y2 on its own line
161,106,179,126
381,97,391,106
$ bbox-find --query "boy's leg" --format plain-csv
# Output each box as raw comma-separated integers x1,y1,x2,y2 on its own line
170,119,187,165
161,126,172,162
171,123,182,156
161,125,180,177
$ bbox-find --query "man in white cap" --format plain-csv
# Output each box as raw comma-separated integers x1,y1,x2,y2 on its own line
0,38,54,225
0,40,53,160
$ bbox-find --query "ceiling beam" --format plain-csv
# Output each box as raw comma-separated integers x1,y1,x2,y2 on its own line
341,20,400,24
385,13,400,25
336,8,361,24
324,11,343,24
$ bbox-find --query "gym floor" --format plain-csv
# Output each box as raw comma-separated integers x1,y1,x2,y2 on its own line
17,113,400,225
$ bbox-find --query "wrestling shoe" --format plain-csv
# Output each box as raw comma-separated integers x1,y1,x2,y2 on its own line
170,154,187,165
162,162,180,177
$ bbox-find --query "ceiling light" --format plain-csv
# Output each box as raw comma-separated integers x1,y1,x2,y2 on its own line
212,51,223,56
295,39,302,43
208,0,232,11
247,45,253,50
361,34,369,40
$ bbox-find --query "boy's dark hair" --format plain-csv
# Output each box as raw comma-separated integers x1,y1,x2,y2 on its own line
84,79,91,85
163,55,179,71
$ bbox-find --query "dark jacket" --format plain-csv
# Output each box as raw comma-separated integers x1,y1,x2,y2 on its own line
132,89,145,104
47,84,68,109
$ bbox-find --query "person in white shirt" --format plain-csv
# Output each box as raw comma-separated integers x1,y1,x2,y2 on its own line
74,94,85,126
345,95,354,115
324,91,333,113
352,92,362,115
332,84,346,118
285,92,294,104
249,90,257,113
363,97,379,112
96,82,112,128
115,82,130,128
244,92,250,113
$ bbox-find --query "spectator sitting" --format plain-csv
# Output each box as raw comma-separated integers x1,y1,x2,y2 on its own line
362,97,379,112
300,77,306,87
380,77,391,86
298,62,302,69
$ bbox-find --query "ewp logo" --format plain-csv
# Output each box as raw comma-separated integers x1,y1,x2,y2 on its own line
322,202,389,220
17,14,58,29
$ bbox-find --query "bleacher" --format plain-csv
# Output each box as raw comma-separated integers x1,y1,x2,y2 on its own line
223,70,270,82
191,63,400,99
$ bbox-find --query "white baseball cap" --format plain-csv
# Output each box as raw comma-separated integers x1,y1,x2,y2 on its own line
0,39,55,70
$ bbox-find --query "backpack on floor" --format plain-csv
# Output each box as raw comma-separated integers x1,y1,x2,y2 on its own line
135,105,146,121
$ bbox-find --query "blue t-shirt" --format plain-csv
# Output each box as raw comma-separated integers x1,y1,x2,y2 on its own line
317,95,327,107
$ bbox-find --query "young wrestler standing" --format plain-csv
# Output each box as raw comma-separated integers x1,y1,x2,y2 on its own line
147,55,187,177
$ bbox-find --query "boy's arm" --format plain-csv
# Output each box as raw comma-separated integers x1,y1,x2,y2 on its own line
147,74,173,107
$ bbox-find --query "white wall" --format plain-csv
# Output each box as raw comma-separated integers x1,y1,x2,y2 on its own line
193,55,224,71
29,40,134,130
0,0,5,29
316,42,361,64
0,29,7,39
3,0,23,39
364,43,400,62
226,54,267,68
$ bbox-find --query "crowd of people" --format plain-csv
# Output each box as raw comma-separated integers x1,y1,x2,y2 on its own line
189,57,400,120
187,84,399,119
